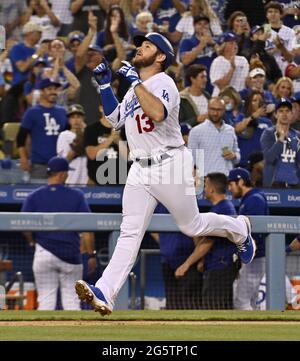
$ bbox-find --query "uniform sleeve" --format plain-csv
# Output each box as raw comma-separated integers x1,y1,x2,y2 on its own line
21,194,35,212
77,192,91,213
179,39,192,59
152,79,179,118
21,108,34,130
240,196,267,216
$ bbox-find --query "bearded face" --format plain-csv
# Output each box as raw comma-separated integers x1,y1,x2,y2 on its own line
132,50,160,69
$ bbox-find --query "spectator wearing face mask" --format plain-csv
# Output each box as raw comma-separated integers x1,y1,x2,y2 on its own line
219,86,243,127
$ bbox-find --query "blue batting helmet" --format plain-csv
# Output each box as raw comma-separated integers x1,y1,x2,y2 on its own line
133,32,174,68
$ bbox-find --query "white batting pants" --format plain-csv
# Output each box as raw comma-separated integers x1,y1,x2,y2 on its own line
33,244,83,310
96,147,248,307
233,256,265,310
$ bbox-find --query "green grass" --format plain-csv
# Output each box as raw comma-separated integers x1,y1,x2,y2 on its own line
0,324,300,341
0,310,300,340
1,310,300,321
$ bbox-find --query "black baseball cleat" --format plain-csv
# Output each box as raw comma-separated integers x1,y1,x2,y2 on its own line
236,215,257,264
75,280,112,316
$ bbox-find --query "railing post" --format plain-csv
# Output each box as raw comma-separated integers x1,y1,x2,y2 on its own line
108,231,129,310
266,233,285,310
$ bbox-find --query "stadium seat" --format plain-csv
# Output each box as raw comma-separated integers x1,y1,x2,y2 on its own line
2,122,20,159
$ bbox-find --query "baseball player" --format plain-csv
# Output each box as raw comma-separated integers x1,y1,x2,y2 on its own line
22,156,96,310
228,167,269,310
75,33,256,316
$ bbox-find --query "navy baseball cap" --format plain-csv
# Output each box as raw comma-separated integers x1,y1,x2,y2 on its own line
69,34,84,43
180,122,192,135
228,168,251,182
216,31,237,45
250,25,263,36
88,44,103,53
133,32,174,68
47,157,74,173
275,98,293,111
37,77,61,90
33,57,50,67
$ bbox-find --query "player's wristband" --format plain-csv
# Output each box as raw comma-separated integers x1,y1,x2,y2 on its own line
99,83,111,91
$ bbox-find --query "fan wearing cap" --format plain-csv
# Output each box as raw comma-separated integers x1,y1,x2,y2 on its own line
260,97,300,187
239,66,276,106
9,22,44,87
210,31,249,96
16,77,67,180
75,35,257,316
21,156,96,310
26,0,61,42
23,56,50,106
228,167,269,310
56,104,88,185
169,0,222,45
65,32,84,74
179,15,215,90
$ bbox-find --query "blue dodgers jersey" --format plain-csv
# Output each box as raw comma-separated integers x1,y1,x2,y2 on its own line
239,188,269,258
156,204,195,270
9,43,35,85
21,105,67,164
21,184,91,264
204,199,237,271
274,129,300,185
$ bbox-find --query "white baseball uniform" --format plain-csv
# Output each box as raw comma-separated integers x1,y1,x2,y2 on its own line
95,71,249,309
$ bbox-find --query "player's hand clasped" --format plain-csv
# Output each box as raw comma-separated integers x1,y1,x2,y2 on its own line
117,61,142,88
93,58,112,90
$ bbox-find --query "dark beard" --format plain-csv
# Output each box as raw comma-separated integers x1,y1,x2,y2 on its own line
132,51,159,69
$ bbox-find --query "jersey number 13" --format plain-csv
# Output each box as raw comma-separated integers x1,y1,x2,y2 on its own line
135,113,155,134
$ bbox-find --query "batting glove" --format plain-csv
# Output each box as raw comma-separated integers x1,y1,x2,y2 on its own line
117,61,142,88
93,58,112,90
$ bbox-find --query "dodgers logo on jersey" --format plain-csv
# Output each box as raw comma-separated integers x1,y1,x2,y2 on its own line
44,113,60,135
124,94,140,119
162,89,169,102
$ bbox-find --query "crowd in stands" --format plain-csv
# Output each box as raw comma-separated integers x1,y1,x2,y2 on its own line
0,0,300,187
1,0,300,311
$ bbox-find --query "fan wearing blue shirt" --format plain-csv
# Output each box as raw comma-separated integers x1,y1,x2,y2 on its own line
17,78,68,181
179,15,216,90
260,98,300,187
21,157,96,310
175,172,239,309
228,167,269,310
149,0,189,32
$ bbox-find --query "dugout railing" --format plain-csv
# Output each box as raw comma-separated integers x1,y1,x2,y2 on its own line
0,212,298,311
